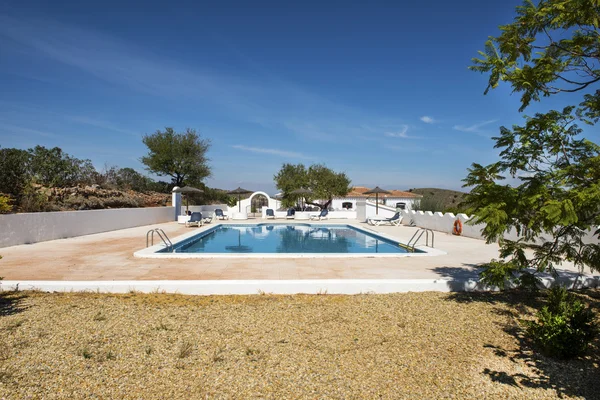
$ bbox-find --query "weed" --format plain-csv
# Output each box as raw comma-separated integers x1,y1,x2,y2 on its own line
37,330,49,339
211,346,225,362
155,321,172,331
178,340,194,359
79,347,93,359
93,312,107,321
245,347,262,361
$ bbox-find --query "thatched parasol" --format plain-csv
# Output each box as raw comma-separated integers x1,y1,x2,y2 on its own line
172,186,204,214
227,187,253,212
364,186,391,215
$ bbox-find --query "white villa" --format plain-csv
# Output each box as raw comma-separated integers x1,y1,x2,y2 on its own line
329,186,423,211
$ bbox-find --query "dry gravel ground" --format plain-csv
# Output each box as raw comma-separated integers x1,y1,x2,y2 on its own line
0,290,598,399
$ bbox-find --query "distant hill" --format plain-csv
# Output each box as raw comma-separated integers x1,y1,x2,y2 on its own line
407,188,468,213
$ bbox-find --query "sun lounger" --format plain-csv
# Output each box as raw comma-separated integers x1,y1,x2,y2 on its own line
266,209,275,219
310,209,329,220
286,208,296,219
186,212,203,227
215,209,228,220
367,212,402,226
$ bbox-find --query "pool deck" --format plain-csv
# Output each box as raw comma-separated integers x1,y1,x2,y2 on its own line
1,219,594,286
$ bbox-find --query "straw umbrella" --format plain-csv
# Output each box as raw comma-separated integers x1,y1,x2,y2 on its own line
227,187,253,212
172,186,204,215
290,188,313,210
364,186,391,215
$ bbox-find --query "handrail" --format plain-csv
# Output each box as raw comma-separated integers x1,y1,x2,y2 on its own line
146,228,173,251
407,228,434,251
146,229,154,248
155,228,173,251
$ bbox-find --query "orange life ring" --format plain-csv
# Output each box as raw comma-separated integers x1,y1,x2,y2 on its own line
453,219,463,236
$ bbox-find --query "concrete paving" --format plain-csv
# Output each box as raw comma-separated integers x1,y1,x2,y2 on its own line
0,219,590,282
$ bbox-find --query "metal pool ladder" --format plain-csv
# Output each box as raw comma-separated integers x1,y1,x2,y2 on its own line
407,228,434,251
146,228,173,251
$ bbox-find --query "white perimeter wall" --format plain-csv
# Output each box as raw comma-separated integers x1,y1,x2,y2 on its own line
0,207,174,248
399,210,598,243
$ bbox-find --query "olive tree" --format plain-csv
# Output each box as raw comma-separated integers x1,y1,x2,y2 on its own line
274,163,351,209
141,127,211,187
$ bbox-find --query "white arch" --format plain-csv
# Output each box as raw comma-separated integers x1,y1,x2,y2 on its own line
248,191,271,204
229,191,280,217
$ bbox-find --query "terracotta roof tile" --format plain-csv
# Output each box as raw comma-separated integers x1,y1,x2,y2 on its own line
339,186,422,199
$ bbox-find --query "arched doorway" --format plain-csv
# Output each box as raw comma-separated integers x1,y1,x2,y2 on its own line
249,193,268,217
244,191,274,218
234,191,281,219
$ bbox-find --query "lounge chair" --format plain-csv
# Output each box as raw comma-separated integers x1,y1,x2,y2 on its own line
367,212,402,226
266,209,275,219
286,208,296,219
203,213,215,224
310,209,329,220
186,212,203,227
215,209,228,220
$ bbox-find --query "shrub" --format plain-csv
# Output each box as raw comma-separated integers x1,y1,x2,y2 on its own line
18,185,48,212
0,195,12,213
412,195,444,212
526,286,598,359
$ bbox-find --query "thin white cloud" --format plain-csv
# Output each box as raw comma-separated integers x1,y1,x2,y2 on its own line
0,122,58,138
281,120,338,142
66,116,140,137
384,125,419,139
420,116,435,124
453,119,498,136
231,145,308,159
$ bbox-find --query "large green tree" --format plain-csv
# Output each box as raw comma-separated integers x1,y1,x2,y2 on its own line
274,163,351,209
141,127,211,187
0,148,31,197
28,146,95,187
465,0,600,287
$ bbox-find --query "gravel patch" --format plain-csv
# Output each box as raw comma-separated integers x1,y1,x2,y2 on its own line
0,290,597,399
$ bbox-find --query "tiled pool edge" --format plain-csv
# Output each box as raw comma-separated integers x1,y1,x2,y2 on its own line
2,276,598,294
134,222,447,258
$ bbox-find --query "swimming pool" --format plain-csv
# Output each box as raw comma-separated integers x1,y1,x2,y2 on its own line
156,224,423,255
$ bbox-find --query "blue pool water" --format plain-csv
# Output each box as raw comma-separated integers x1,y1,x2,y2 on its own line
160,224,421,254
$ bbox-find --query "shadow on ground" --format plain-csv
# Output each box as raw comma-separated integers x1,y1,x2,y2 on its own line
446,289,600,398
433,264,597,292
0,290,30,317
431,265,481,280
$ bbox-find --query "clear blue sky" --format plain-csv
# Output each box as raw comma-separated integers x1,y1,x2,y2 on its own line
1,0,598,194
